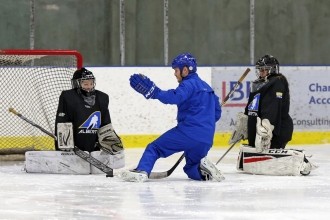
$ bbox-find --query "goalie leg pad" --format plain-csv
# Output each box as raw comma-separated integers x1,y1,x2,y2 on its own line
90,150,125,174
238,146,307,176
24,151,90,174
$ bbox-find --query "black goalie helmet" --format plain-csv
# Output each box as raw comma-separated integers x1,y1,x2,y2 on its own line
255,54,279,76
71,67,96,96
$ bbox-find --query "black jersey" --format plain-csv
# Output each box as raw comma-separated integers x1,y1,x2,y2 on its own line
55,89,111,152
244,74,293,148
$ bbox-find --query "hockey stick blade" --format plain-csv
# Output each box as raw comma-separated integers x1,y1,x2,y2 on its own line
149,153,185,179
8,108,114,177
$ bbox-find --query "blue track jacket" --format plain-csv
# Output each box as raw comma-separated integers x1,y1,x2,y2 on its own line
154,72,221,144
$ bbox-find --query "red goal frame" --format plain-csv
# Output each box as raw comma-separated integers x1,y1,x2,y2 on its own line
0,49,83,69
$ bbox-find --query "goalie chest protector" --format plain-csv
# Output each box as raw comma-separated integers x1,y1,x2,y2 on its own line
56,89,111,152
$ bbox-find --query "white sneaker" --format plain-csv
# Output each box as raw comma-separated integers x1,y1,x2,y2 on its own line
120,169,148,182
200,157,225,182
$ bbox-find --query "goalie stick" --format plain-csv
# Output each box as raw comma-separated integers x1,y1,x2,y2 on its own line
8,108,114,177
215,67,251,164
8,108,179,179
152,68,251,178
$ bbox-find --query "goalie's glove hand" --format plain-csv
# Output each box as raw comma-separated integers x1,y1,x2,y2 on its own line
229,112,248,144
98,124,124,155
256,117,274,138
255,117,274,152
129,73,160,99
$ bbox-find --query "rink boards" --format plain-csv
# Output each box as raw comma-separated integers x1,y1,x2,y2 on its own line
1,66,329,150
1,130,329,150
91,66,330,147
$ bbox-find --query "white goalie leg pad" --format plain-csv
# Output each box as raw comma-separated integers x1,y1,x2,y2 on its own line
24,151,90,174
57,122,74,150
238,146,305,176
90,150,125,174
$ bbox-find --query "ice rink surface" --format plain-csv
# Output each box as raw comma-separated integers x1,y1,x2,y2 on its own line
0,145,329,220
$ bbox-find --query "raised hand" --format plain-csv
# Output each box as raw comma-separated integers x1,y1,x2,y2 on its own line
129,73,160,99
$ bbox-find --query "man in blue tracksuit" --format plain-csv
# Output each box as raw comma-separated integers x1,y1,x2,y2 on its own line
121,53,224,182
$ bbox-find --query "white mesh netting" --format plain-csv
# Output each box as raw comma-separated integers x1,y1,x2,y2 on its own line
0,50,81,155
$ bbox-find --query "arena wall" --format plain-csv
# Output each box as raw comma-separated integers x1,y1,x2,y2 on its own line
90,66,330,148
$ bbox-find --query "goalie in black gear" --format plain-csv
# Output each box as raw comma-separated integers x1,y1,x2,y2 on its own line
232,55,317,175
55,67,124,155
24,68,125,174
246,54,293,150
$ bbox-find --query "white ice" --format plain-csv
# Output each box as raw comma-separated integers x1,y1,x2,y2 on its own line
0,145,330,220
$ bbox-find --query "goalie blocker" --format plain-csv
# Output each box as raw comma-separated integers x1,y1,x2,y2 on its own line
237,145,317,176
57,122,74,150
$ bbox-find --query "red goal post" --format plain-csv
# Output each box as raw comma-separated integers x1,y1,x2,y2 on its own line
0,49,83,157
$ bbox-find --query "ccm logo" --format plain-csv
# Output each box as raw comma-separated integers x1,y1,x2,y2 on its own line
268,149,288,154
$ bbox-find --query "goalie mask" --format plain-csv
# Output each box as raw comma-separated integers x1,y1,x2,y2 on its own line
255,55,279,78
71,67,96,96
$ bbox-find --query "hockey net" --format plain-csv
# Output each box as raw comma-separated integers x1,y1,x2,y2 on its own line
0,50,82,160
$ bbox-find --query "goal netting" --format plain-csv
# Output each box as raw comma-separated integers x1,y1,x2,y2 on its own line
0,50,82,158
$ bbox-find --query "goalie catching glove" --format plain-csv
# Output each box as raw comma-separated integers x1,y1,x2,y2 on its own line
98,123,124,155
229,112,248,144
255,117,274,152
